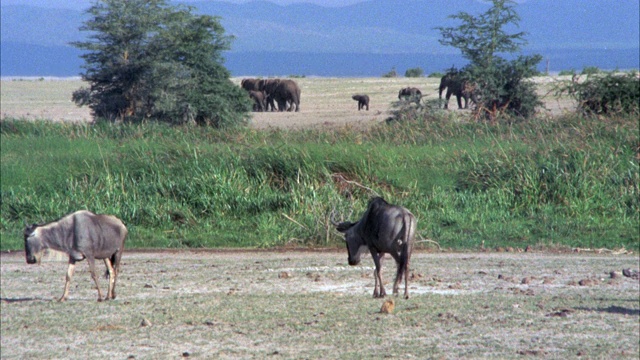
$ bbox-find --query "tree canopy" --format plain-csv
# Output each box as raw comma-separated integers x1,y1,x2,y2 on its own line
72,0,251,126
437,0,542,119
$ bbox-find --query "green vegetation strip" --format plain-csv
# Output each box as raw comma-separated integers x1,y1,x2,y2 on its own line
1,115,638,251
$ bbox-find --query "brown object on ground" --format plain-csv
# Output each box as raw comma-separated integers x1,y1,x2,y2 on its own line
380,299,395,314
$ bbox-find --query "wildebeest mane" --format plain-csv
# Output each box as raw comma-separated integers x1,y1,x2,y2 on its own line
361,197,389,238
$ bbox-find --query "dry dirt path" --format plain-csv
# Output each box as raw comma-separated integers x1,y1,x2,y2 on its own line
1,250,638,359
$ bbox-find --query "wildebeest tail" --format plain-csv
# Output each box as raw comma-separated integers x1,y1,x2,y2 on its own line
103,249,124,279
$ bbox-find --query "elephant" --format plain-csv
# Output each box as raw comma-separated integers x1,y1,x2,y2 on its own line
241,78,261,92
438,73,477,110
258,78,282,112
249,90,267,112
352,94,370,111
398,87,422,103
271,79,301,112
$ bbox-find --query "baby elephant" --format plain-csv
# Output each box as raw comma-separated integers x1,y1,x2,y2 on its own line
352,94,370,111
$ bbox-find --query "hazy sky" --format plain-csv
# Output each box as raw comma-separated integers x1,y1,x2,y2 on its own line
3,0,368,8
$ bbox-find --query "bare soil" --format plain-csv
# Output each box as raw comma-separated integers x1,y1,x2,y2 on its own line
1,250,638,359
0,76,577,128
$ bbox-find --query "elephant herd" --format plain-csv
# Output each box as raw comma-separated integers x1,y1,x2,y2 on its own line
240,74,477,113
241,78,301,112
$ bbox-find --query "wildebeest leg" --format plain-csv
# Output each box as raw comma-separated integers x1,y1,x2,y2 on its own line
404,256,410,299
59,259,77,302
104,258,116,300
371,252,386,298
86,256,104,301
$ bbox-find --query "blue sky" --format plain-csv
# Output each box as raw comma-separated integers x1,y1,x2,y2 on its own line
2,0,367,8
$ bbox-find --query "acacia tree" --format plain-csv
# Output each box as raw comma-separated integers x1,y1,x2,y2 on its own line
437,0,542,119
72,0,251,126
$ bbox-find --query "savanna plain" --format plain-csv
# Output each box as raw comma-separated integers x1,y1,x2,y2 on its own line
1,76,639,359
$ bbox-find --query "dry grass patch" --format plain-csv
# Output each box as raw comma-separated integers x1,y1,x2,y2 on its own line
1,250,638,359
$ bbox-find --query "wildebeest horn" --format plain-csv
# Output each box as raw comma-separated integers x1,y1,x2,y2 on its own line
329,208,340,226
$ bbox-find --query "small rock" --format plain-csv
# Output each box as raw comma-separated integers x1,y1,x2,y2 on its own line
380,299,395,314
542,277,555,284
140,318,152,327
578,279,599,286
622,268,639,279
546,308,573,317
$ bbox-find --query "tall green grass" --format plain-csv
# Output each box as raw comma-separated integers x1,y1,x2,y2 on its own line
1,114,637,251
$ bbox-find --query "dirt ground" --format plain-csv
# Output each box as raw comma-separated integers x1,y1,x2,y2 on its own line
0,76,577,128
1,250,638,359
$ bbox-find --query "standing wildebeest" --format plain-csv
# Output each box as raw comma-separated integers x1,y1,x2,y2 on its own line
331,197,416,299
352,94,370,111
24,210,127,302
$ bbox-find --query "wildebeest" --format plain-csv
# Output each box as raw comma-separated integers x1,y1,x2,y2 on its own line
24,210,128,302
352,94,370,111
331,197,416,299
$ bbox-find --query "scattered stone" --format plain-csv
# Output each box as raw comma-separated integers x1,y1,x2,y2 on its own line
498,274,518,283
610,271,622,279
517,349,547,356
227,288,238,296
546,308,573,317
622,268,639,279
578,279,599,286
542,277,555,284
380,299,395,314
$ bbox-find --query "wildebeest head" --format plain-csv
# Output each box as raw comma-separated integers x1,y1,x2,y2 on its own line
331,211,365,266
24,224,44,264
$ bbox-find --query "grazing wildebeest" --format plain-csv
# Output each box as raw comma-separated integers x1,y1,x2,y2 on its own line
331,197,416,299
352,94,370,111
24,210,127,302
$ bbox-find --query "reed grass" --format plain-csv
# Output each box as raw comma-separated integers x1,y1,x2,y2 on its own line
1,113,637,251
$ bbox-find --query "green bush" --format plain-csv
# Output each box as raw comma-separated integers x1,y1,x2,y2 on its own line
382,67,398,78
555,72,640,115
581,66,602,75
404,67,424,78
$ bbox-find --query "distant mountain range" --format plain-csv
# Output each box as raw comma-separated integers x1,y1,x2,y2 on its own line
2,0,638,77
